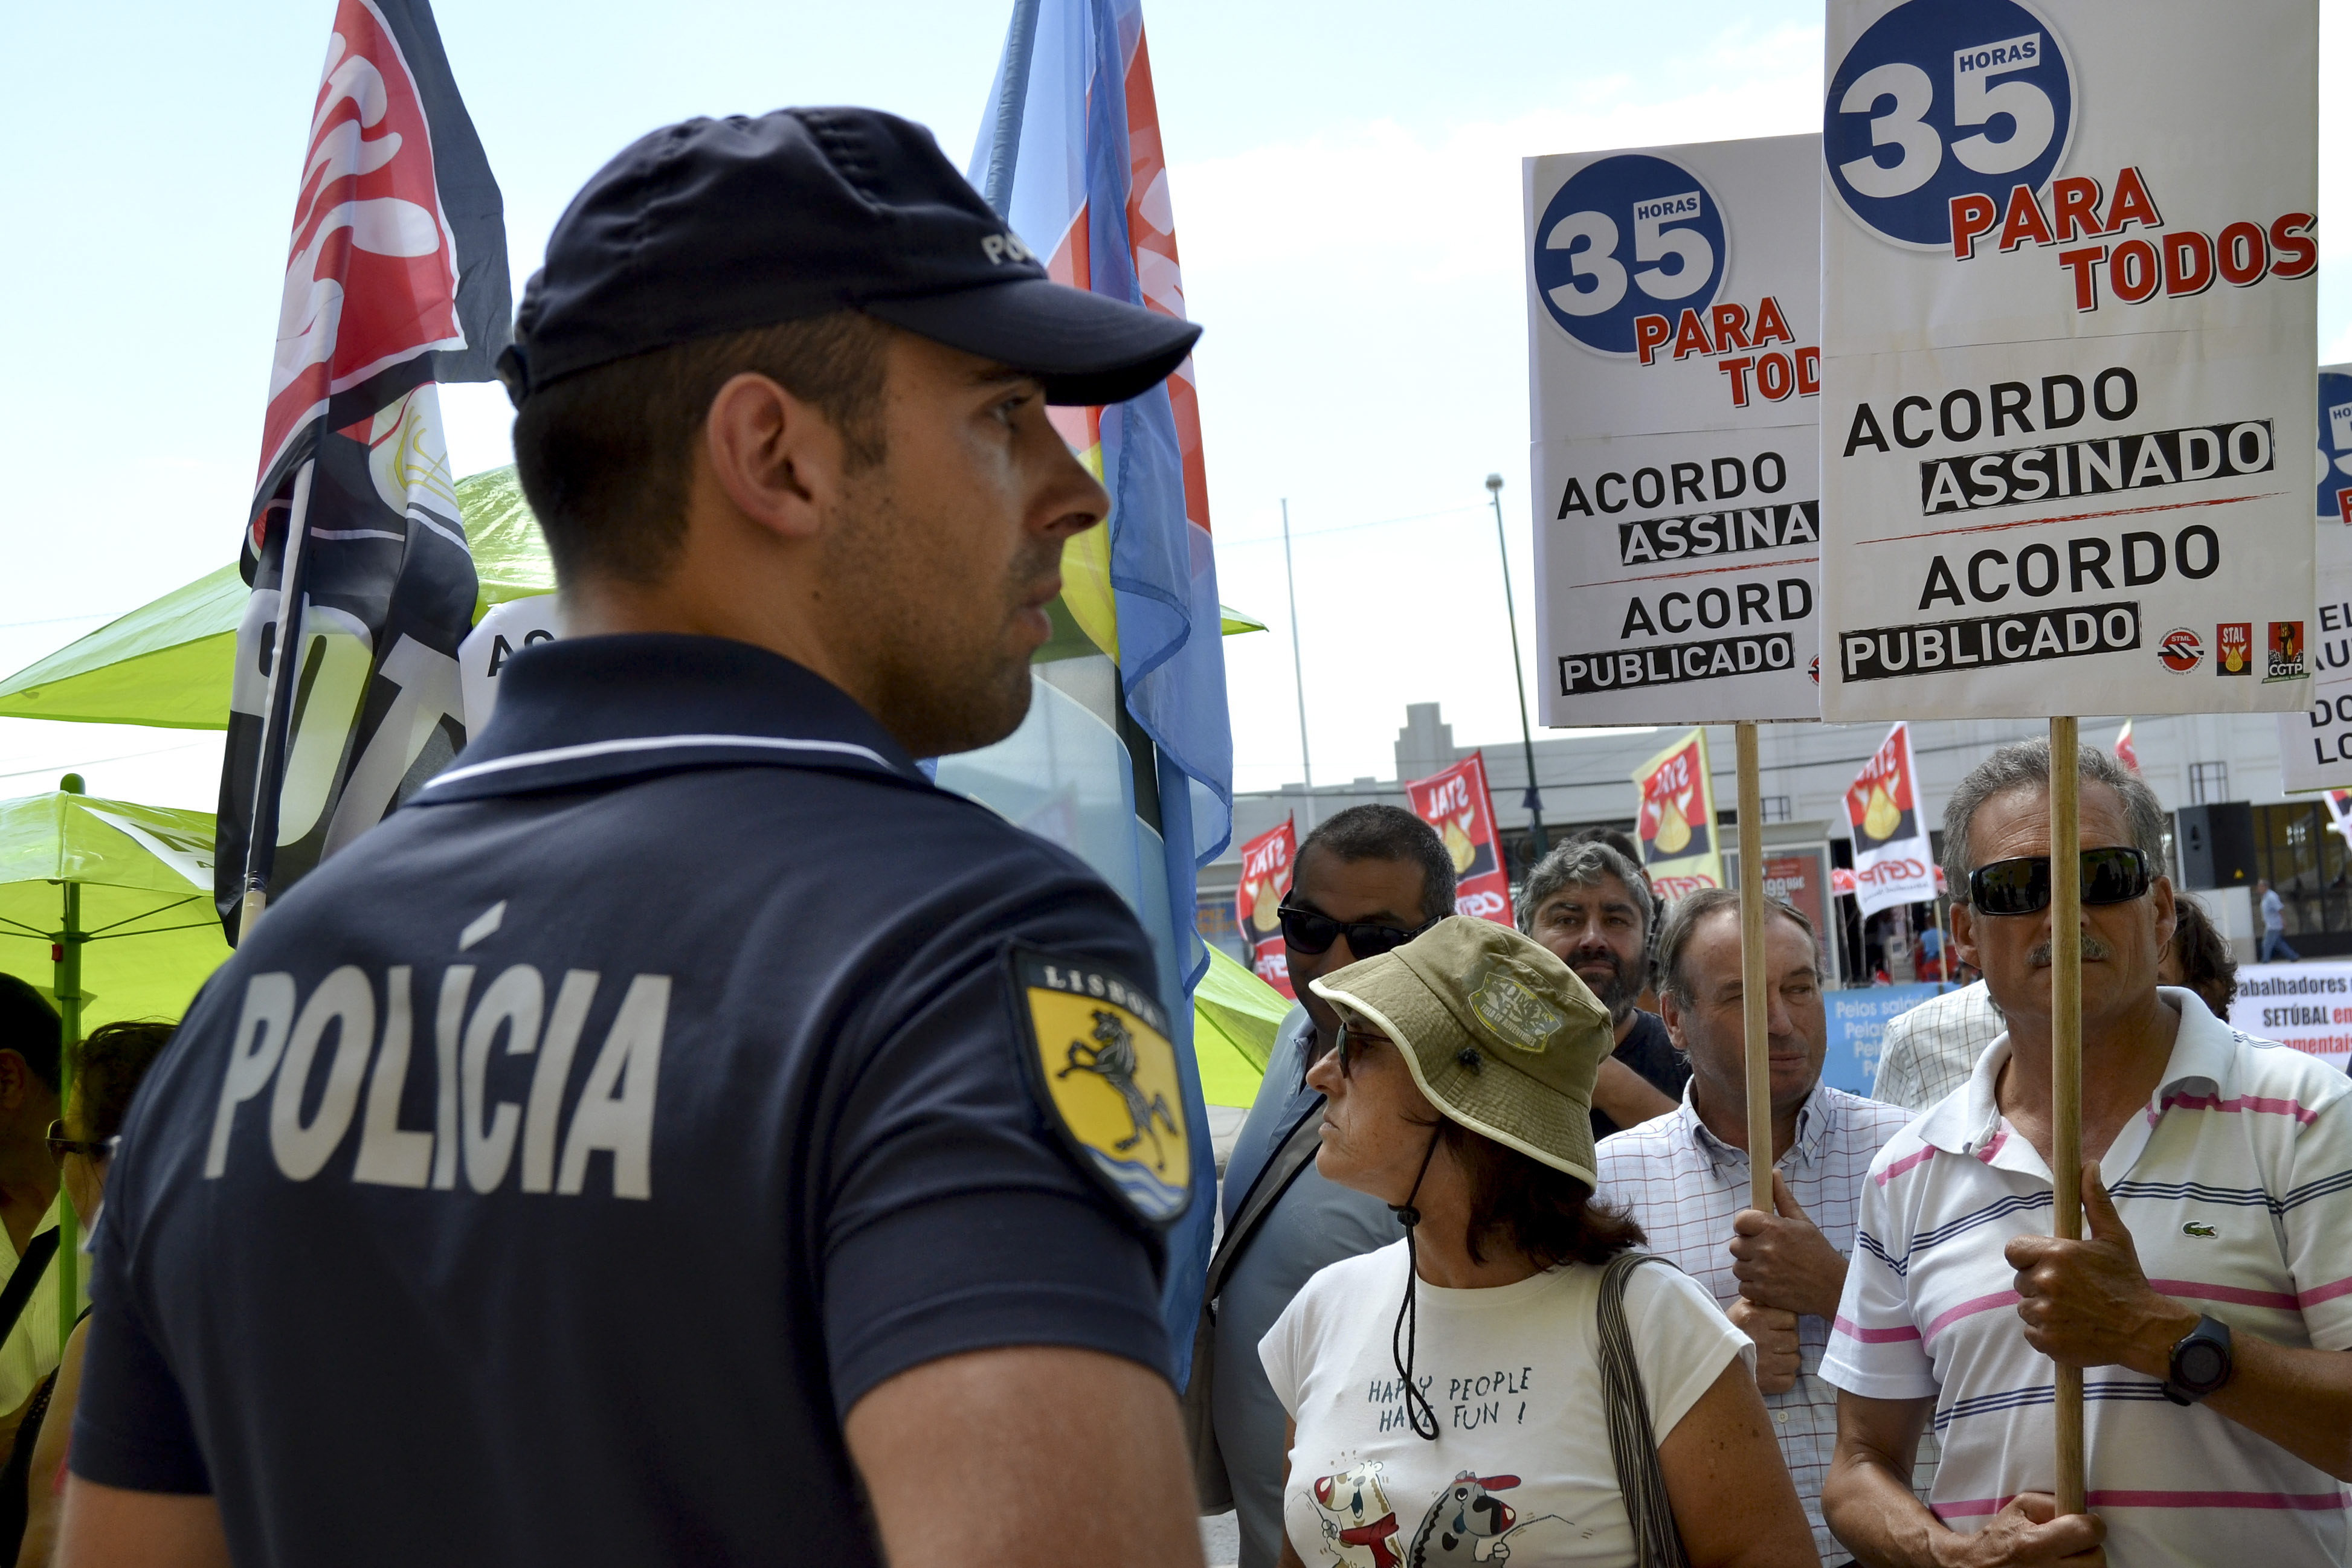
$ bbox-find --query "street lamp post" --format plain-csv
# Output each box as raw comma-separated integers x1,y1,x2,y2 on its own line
1486,474,1548,859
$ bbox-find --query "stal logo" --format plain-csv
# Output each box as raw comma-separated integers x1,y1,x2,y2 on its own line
1532,153,1727,355
2217,622,2252,676
257,0,461,503
2157,627,2203,673
1824,0,2075,249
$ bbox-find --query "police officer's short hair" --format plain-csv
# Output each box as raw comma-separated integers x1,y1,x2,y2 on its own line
512,310,895,585
0,975,61,1096
1295,805,1455,925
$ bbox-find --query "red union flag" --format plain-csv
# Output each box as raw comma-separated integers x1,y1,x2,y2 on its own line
1234,819,1297,996
1406,753,1513,926
217,0,509,940
1845,723,1936,919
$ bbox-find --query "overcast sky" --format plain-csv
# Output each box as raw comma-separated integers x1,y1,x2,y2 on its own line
4,1,2349,813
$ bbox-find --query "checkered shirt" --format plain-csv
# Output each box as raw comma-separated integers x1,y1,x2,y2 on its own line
1595,1082,1936,1562
1873,982,2005,1114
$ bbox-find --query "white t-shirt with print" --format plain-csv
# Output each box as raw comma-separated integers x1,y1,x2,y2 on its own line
1260,1239,1751,1568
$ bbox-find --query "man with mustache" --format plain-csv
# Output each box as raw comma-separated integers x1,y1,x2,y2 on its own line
1822,741,2352,1568
1518,840,1687,1136
1594,889,1927,1567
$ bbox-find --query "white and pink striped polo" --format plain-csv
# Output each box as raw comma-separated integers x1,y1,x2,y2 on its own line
1820,988,2352,1567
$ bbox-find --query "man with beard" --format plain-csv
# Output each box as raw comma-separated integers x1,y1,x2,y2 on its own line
1519,839,1688,1136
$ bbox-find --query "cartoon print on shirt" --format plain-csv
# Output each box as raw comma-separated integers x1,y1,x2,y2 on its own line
1406,1473,1518,1566
1055,1008,1178,1169
1307,1461,1403,1568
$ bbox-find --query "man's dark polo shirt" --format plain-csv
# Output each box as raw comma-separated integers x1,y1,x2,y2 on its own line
73,635,1171,1567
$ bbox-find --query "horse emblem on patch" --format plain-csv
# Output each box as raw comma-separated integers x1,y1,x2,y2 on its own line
1005,946,1193,1227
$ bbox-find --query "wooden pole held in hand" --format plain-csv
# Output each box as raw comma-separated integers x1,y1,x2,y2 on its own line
1736,722,1772,1213
2049,715,2086,1515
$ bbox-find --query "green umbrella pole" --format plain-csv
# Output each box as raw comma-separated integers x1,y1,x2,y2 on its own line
54,775,80,1352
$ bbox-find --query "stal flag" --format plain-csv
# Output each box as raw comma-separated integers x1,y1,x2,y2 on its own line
1633,729,1722,902
2115,719,2138,771
2326,789,2352,847
1846,722,1937,918
1405,754,1513,925
217,0,510,939
1234,819,1297,997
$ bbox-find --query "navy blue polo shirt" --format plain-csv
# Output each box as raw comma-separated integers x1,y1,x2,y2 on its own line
73,634,1173,1566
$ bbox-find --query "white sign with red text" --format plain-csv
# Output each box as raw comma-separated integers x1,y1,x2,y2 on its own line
2230,963,2352,1074
1819,0,2316,722
1526,133,1823,725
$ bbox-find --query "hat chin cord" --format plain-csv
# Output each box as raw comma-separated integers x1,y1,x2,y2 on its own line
1389,1127,1446,1442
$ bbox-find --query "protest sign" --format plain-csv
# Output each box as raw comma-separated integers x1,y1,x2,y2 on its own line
1822,982,1945,1093
1406,754,1513,925
2279,362,2352,790
1845,722,1938,916
1818,0,2318,723
1233,818,1297,996
2229,962,2352,1073
1633,730,1722,901
1524,134,1822,725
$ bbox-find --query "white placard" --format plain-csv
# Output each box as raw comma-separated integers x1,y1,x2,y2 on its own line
2278,362,2352,790
1819,0,2317,722
1525,134,1823,725
458,593,563,731
2230,962,2352,1073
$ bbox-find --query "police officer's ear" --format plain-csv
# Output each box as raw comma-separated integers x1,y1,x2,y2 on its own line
698,369,849,543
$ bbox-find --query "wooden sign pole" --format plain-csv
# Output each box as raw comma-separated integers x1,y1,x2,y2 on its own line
2048,716,2086,1515
1736,722,1773,1212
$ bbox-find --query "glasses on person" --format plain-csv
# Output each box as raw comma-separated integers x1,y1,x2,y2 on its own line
1967,847,2152,916
45,1122,117,1163
1277,905,1436,959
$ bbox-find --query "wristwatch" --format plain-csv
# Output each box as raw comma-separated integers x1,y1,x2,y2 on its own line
2161,1314,2234,1406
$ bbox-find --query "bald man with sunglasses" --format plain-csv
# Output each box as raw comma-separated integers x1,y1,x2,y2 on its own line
1190,805,1453,1568
1820,740,2352,1568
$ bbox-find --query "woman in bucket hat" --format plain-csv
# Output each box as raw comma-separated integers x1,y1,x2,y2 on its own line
1259,918,1815,1568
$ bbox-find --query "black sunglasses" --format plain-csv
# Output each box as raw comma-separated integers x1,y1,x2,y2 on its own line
45,1121,116,1163
1967,847,2152,916
1277,905,1437,960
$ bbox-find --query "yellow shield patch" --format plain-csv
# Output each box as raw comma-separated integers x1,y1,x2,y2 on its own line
1007,946,1193,1227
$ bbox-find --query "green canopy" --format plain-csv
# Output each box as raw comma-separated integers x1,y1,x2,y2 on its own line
0,786,230,1030
0,466,1265,730
1191,943,1290,1108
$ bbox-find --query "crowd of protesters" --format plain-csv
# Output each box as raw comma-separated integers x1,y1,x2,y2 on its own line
1197,738,2352,1567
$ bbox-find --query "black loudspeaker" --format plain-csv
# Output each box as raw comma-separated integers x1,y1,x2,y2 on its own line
2174,803,2255,888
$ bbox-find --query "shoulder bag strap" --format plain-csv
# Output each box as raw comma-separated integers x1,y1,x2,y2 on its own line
1597,1252,1694,1568
1204,1106,1327,1306
0,1229,60,1349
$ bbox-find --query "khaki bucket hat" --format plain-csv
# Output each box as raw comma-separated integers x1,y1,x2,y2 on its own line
1309,915,1614,1186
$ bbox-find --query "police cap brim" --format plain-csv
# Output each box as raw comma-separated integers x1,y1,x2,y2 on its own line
863,277,1202,407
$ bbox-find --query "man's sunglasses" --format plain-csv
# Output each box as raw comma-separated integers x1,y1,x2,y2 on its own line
1968,847,2152,916
45,1121,116,1163
1277,905,1437,960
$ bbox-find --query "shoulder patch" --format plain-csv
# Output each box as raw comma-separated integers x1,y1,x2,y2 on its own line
1005,945,1192,1228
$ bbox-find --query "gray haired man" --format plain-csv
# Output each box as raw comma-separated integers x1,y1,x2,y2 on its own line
1519,838,1690,1136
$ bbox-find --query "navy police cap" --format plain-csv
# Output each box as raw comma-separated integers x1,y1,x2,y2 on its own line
499,106,1202,408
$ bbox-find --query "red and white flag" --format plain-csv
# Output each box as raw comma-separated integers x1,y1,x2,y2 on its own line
1406,754,1513,926
1845,723,1938,919
2115,720,2140,771
1234,819,1297,997
217,0,509,939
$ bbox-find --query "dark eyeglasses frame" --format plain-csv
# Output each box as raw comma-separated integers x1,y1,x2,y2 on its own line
1967,847,2152,916
45,1121,117,1163
1277,904,1438,960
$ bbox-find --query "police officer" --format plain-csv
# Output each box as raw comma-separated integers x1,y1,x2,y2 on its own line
62,109,1207,1568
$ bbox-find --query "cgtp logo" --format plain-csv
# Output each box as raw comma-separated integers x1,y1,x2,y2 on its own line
1457,888,1508,921
1825,0,2075,249
1533,153,1727,355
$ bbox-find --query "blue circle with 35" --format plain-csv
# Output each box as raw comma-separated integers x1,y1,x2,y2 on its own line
1824,0,2073,249
1532,153,1727,355
2318,370,2352,523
